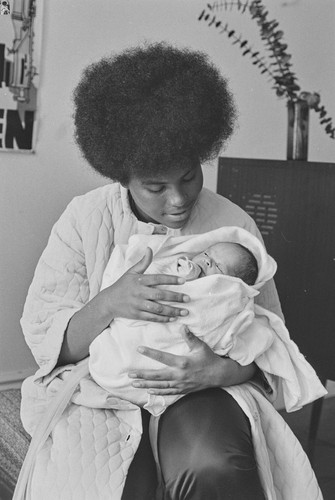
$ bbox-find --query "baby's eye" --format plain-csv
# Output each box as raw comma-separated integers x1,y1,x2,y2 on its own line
203,253,211,266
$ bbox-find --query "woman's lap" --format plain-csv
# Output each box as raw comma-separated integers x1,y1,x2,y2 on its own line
121,408,158,500
122,388,264,500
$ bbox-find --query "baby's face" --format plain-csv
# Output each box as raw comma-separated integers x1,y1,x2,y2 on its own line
192,242,240,277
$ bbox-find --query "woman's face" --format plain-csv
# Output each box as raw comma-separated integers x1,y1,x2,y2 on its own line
127,161,203,229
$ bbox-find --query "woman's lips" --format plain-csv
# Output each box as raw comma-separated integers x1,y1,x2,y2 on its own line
166,206,192,220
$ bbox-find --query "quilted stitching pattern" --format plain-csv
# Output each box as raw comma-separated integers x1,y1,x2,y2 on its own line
31,405,140,500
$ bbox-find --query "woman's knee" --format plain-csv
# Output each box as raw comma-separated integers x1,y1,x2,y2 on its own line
158,389,265,499
164,453,264,500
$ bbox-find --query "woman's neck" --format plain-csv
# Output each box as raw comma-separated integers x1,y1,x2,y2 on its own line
128,191,151,223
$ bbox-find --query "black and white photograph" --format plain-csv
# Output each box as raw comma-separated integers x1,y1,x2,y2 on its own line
1,1,334,499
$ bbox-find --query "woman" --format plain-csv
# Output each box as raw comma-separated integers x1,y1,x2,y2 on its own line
19,43,324,500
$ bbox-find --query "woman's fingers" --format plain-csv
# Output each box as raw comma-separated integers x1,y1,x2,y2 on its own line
111,248,191,321
129,368,171,381
129,365,181,393
128,332,228,396
133,382,180,395
141,300,189,319
135,346,181,367
138,275,190,318
131,376,181,395
145,286,190,304
130,247,153,274
140,273,186,287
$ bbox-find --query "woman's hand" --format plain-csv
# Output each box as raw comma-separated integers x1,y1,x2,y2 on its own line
59,247,189,367
100,247,190,323
128,328,257,395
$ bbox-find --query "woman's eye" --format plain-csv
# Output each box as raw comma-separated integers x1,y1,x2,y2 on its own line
183,174,195,183
148,186,165,193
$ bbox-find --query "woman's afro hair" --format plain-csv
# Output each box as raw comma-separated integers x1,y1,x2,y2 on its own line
73,42,237,185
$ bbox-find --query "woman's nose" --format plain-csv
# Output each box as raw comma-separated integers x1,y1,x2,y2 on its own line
169,186,187,207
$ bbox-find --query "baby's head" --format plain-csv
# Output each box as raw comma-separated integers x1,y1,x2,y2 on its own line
192,242,258,285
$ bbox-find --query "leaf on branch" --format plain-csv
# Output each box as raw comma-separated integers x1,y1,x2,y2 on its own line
287,83,300,91
319,107,327,118
279,54,292,64
275,88,286,97
198,10,206,20
209,15,217,26
273,30,284,40
321,117,332,124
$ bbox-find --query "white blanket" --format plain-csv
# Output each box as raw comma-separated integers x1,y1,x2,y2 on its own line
89,227,326,415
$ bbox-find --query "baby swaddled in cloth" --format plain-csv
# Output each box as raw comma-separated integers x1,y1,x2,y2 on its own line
89,226,325,415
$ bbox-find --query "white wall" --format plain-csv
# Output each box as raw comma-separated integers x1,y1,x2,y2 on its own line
1,0,334,383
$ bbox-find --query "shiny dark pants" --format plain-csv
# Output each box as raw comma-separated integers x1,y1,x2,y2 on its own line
121,388,265,500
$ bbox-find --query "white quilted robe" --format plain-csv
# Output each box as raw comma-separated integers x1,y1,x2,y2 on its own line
17,183,326,499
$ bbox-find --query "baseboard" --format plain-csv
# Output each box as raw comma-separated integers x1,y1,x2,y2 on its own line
0,368,36,391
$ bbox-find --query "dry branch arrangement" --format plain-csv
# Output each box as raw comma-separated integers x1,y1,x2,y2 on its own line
199,0,334,140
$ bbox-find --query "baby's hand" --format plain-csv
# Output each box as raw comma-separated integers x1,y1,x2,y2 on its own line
177,256,202,280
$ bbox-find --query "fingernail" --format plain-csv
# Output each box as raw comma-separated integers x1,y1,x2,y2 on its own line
137,346,145,353
183,295,190,303
178,277,186,284
128,372,137,378
169,317,177,322
180,309,189,316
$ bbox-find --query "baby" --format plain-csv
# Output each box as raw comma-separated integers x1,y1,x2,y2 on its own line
89,226,277,415
176,242,258,284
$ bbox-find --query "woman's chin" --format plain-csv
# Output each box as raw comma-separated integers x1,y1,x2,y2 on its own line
163,209,192,228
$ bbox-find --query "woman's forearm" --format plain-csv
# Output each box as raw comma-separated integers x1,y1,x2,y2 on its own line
57,290,114,366
216,358,257,387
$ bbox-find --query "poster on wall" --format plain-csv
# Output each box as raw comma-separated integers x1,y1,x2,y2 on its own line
0,0,42,153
